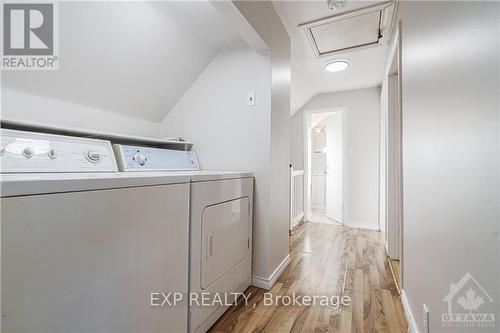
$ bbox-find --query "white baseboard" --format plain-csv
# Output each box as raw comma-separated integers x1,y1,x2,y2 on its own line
401,289,420,333
290,215,304,230
251,254,291,290
347,221,379,231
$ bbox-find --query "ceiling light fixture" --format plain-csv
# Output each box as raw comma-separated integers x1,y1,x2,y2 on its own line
324,59,350,72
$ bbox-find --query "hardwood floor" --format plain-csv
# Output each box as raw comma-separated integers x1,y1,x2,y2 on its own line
210,222,408,333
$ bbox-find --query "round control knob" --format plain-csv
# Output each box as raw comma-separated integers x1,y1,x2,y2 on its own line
47,149,57,160
133,152,147,166
22,147,34,159
85,150,102,163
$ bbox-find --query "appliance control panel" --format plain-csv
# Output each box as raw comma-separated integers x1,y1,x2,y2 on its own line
113,144,199,171
0,129,118,173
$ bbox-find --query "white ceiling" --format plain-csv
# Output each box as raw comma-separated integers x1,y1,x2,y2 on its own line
2,1,242,122
272,0,391,114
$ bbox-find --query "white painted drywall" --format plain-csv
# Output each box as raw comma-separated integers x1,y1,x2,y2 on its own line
1,88,160,137
290,87,381,229
397,2,499,332
160,43,273,278
162,1,291,282
1,1,241,129
271,1,389,115
232,1,291,282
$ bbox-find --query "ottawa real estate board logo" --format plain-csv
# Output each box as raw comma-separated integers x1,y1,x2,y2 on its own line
1,1,58,70
441,272,495,329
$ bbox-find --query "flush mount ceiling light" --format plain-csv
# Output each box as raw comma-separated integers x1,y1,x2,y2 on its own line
324,59,349,72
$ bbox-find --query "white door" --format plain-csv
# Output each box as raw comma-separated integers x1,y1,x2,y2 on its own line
201,197,249,289
311,175,326,209
326,112,343,223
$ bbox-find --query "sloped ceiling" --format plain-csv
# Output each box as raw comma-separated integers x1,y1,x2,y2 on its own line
272,1,391,115
1,1,242,122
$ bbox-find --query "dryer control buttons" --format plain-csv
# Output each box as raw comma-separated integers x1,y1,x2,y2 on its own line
85,150,102,163
133,151,147,166
22,147,34,159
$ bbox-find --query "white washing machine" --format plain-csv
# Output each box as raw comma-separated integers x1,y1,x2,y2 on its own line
113,144,254,333
0,129,191,332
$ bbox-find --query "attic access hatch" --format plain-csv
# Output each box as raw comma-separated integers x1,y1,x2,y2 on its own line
300,1,395,57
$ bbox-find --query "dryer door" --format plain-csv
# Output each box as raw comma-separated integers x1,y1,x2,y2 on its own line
201,197,249,289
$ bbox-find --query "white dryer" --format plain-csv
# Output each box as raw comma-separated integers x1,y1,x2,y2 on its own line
113,145,254,333
0,129,191,332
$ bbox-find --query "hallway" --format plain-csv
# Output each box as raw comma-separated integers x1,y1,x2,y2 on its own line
210,223,408,332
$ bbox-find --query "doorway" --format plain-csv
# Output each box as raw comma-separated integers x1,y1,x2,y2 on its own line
303,108,348,225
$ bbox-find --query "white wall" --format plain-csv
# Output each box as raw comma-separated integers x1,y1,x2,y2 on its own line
232,1,291,282
1,1,240,123
163,1,291,283
397,2,499,332
0,1,244,139
160,43,275,279
1,88,161,137
290,87,381,229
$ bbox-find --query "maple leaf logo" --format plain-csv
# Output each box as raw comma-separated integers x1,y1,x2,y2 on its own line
457,288,485,313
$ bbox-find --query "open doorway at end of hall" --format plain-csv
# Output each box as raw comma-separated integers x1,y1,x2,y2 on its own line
303,108,347,226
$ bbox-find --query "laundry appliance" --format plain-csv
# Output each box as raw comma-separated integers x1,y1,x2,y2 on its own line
113,144,254,333
0,129,191,332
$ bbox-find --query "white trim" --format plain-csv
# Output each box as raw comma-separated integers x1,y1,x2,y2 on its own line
401,290,420,333
347,221,379,231
384,26,399,78
290,213,304,229
299,1,394,58
290,167,305,230
251,254,291,290
303,113,312,220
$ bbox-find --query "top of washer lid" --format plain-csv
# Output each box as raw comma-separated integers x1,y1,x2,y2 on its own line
0,129,118,173
113,144,200,172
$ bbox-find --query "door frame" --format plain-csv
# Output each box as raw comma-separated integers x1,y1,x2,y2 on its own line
303,107,348,225
381,21,404,288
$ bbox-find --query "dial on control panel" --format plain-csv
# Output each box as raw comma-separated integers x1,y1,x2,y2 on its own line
133,151,147,166
47,149,57,159
22,147,34,159
85,150,102,163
